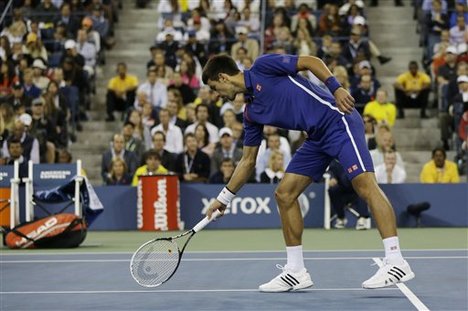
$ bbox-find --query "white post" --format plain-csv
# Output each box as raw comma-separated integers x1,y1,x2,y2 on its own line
74,159,83,217
24,160,34,222
323,172,331,230
10,161,19,229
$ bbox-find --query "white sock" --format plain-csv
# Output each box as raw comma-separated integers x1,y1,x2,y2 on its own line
383,236,404,265
286,245,305,273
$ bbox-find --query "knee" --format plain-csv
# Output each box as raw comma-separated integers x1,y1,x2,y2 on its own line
274,188,296,208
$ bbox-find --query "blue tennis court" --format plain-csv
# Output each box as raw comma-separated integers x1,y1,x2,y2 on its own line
1,249,466,310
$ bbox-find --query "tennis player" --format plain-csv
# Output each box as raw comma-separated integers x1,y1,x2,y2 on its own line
202,54,414,292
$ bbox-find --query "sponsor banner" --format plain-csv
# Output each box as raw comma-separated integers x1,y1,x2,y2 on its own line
0,165,14,187
33,164,76,189
180,184,325,229
138,175,181,231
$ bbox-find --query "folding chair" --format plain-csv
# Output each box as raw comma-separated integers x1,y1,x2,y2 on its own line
23,160,84,222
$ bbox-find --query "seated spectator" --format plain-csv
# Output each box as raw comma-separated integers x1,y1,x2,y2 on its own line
208,20,235,56
363,89,397,127
141,102,157,129
76,29,98,77
81,17,101,53
106,62,139,122
449,14,467,46
132,149,169,186
137,69,167,113
127,109,152,150
375,149,407,184
231,26,260,60
22,68,41,99
362,114,377,150
4,137,28,178
151,131,176,172
122,121,145,162
105,157,132,186
167,72,196,105
185,103,219,144
327,159,370,230
22,33,48,62
32,59,50,92
260,150,285,184
156,19,184,43
420,147,460,183
256,132,291,181
146,49,174,82
370,127,405,168
179,59,200,90
195,123,216,157
352,74,376,114
183,30,208,67
54,3,80,37
5,81,32,111
394,61,431,119
209,158,236,184
101,134,138,183
43,81,69,149
290,3,317,35
210,127,243,174
318,4,343,36
174,133,210,183
151,108,183,154
2,116,40,164
29,97,56,163
293,27,317,57
166,96,188,130
424,0,449,60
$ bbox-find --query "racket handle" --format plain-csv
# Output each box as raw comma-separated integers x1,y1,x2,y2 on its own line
193,209,222,233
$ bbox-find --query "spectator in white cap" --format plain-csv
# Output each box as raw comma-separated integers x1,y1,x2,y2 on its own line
230,26,259,60
31,58,50,92
210,127,243,174
1,116,40,164
62,39,85,68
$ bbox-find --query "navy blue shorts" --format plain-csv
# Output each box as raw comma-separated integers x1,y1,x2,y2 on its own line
286,110,374,182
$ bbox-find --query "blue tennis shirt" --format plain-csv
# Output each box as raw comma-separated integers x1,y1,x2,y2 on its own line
243,53,345,146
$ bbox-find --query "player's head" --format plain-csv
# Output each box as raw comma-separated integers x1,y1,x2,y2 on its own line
202,54,242,101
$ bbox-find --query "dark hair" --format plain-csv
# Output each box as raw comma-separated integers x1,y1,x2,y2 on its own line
202,54,240,84
123,121,135,128
184,132,196,142
195,103,209,115
195,123,210,147
432,147,446,158
145,148,161,161
152,130,166,142
408,61,418,68
7,137,22,148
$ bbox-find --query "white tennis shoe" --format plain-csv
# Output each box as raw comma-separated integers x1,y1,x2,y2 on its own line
259,265,314,292
362,259,415,289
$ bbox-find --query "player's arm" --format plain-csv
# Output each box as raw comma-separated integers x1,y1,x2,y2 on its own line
296,55,355,114
206,145,259,219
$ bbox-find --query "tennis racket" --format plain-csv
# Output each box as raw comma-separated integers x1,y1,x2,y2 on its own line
130,209,222,287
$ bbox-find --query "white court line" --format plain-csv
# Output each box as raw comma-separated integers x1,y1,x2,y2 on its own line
373,258,430,311
0,249,466,256
1,256,466,264
0,287,400,295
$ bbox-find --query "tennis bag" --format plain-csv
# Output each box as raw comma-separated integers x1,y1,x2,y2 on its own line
3,213,87,249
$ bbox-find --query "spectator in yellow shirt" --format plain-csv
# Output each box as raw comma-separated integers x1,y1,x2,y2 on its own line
132,149,169,186
420,147,460,183
363,89,397,126
394,61,431,119
106,62,139,122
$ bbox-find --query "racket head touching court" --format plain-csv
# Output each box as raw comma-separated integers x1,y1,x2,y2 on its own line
130,210,222,287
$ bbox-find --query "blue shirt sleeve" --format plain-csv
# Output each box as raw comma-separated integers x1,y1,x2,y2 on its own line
243,109,263,146
252,54,298,76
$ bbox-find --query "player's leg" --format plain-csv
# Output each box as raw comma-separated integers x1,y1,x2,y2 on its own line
335,112,414,288
351,173,415,288
351,172,397,238
259,141,329,293
275,172,312,246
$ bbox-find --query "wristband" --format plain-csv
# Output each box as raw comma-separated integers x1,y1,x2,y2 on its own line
217,187,236,205
324,76,342,94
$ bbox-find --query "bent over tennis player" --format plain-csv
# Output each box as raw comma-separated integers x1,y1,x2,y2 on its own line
202,54,414,292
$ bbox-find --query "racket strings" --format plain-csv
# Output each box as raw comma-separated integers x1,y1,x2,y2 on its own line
130,239,180,287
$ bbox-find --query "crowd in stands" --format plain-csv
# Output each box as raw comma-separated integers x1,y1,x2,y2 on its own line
0,0,466,186
0,0,119,172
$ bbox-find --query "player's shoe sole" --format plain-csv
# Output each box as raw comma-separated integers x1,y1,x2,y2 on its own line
259,265,314,292
362,260,415,289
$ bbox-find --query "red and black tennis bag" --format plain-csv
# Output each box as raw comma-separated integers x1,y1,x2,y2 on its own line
3,213,87,249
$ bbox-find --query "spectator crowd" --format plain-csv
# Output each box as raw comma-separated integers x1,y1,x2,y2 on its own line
0,0,465,187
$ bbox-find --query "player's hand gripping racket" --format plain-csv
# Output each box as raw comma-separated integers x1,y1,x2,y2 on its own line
130,210,222,287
